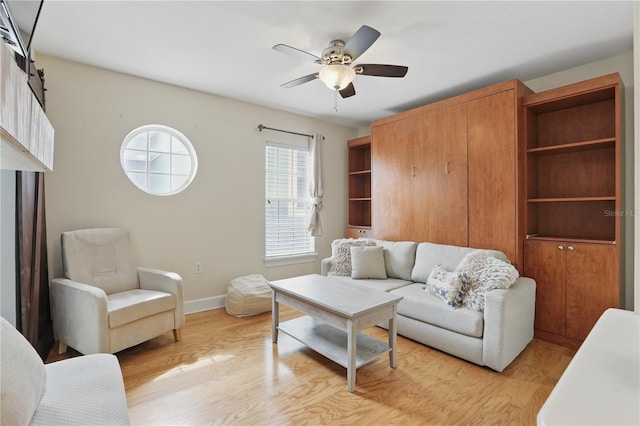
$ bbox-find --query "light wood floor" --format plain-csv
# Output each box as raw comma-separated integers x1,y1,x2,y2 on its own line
47,307,576,425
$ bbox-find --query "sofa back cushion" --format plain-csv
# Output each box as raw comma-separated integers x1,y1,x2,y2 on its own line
411,242,507,284
381,241,417,281
61,228,139,294
0,317,47,426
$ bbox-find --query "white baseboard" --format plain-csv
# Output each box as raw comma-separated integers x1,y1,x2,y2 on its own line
185,295,226,315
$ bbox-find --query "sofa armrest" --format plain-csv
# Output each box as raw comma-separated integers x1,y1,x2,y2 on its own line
50,278,109,354
482,276,536,372
320,257,334,276
137,267,185,328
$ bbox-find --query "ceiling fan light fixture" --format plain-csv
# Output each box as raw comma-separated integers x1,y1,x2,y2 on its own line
319,64,355,91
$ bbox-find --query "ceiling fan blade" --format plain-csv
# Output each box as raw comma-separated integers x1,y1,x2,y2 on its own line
339,82,356,99
354,64,408,78
344,25,381,61
272,44,323,64
281,73,319,88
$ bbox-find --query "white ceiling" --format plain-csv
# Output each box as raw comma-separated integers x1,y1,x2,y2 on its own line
22,1,635,128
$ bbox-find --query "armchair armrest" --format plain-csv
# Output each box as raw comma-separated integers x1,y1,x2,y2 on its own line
482,276,536,372
50,278,109,354
137,267,185,328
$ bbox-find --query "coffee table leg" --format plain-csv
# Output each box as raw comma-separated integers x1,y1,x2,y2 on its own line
347,319,356,392
389,304,398,368
272,293,279,344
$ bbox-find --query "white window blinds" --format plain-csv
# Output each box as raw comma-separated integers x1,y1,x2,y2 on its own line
265,142,314,258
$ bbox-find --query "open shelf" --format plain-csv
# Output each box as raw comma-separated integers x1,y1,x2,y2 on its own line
527,137,615,155
278,316,391,370
348,136,372,232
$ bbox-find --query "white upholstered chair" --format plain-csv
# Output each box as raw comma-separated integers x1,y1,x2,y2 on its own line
50,227,184,355
1,316,130,425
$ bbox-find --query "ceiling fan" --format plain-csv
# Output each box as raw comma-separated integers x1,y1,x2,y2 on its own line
273,25,408,99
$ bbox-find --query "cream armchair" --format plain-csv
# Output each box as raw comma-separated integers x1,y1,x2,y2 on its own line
50,228,184,355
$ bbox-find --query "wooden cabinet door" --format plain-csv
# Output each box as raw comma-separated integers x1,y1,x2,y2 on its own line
412,105,468,245
371,117,415,240
565,243,619,341
524,240,566,335
467,90,518,265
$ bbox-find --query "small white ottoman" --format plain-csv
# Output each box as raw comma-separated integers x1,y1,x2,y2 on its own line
225,274,272,317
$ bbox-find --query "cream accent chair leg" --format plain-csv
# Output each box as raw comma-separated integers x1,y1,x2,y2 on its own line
57,341,68,355
173,328,182,342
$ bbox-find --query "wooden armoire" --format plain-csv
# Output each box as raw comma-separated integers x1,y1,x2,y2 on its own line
369,80,533,270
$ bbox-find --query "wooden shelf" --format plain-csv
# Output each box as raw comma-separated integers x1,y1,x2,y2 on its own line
525,235,616,245
349,170,371,176
528,196,615,203
348,136,372,232
527,137,615,155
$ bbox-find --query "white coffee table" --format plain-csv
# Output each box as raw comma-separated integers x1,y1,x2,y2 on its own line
269,274,403,392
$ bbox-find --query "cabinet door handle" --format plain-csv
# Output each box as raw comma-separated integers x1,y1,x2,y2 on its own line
558,245,564,250
445,161,450,175
411,165,415,177
567,245,575,251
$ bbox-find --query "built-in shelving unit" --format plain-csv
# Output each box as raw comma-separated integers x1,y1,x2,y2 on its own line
347,136,372,238
522,73,623,348
524,80,619,244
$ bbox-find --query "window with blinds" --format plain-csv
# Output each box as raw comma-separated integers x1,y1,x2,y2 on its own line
265,142,314,258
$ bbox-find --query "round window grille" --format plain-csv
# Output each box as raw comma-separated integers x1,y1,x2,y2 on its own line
120,125,198,196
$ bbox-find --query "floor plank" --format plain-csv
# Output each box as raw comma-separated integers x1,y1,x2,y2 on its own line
46,308,575,425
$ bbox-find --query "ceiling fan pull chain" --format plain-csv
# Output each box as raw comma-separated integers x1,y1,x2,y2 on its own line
334,90,338,112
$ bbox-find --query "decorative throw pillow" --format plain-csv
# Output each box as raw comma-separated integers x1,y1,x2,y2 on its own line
350,246,387,279
455,250,519,312
327,238,376,276
424,264,468,308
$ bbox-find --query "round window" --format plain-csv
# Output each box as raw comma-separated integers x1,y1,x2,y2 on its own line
120,125,198,196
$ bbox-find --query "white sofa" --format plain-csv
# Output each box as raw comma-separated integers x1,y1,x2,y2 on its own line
0,317,130,425
321,239,536,372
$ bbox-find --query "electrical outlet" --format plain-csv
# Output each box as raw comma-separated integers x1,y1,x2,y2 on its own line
194,262,202,273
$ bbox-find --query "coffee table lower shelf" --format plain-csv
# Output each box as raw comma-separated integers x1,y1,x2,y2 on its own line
278,315,391,369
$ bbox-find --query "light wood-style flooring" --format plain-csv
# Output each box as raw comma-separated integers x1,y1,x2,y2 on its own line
47,307,575,425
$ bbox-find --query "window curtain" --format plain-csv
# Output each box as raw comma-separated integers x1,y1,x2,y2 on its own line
16,171,53,360
306,133,324,237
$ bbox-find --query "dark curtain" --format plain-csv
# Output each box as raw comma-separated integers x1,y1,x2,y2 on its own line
16,170,53,360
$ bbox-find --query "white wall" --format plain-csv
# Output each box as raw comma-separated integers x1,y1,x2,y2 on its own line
0,170,16,325
525,51,635,310
40,55,357,311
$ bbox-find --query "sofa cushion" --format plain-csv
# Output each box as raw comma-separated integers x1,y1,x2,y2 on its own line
411,242,508,284
381,241,417,281
455,250,519,312
329,276,411,292
0,317,47,426
351,245,387,279
327,238,376,276
108,289,176,328
425,265,468,308
391,283,484,338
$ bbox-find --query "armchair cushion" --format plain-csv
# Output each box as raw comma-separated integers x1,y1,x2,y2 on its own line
108,289,177,328
61,228,138,294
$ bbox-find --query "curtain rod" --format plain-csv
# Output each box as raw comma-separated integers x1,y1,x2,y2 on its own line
257,124,323,140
